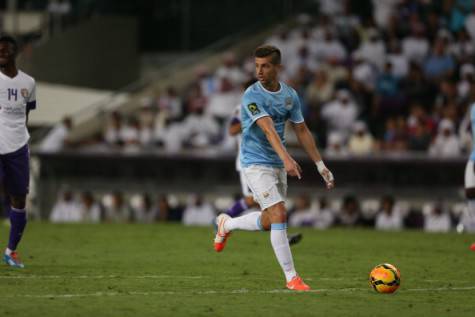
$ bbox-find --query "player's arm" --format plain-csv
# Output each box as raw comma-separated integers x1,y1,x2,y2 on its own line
229,119,241,136
291,121,334,189
256,116,302,178
26,83,37,126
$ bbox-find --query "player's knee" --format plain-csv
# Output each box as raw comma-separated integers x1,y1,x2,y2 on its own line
244,196,257,208
260,213,271,230
267,202,287,223
466,188,475,199
10,195,26,209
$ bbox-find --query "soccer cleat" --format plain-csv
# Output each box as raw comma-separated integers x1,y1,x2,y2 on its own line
288,233,303,246
286,276,311,291
214,214,231,252
4,251,25,268
470,243,475,251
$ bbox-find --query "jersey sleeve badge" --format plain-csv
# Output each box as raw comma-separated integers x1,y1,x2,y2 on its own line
247,103,261,115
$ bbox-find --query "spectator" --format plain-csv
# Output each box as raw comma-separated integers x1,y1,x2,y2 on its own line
131,193,157,223
407,118,432,152
313,197,335,229
321,89,359,140
306,69,334,107
382,116,408,151
157,86,183,121
429,119,461,157
336,195,362,226
120,117,141,149
357,28,386,71
182,195,215,226
289,194,316,227
375,195,403,230
50,190,83,223
387,38,409,78
40,116,73,152
312,30,347,64
424,38,455,81
348,121,375,155
402,25,430,64
325,131,349,157
103,111,124,147
457,64,475,100
215,52,247,87
103,191,131,223
79,191,102,223
424,203,451,233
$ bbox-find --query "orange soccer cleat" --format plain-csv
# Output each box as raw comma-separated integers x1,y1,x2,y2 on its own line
214,214,231,252
286,276,311,291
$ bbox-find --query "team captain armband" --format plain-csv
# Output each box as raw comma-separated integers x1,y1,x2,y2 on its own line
26,101,36,110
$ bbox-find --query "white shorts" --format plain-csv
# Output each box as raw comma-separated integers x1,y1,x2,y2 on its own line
239,170,252,197
242,165,287,210
465,160,475,188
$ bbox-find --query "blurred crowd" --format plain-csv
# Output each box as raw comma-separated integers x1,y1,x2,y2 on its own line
42,0,475,158
38,189,474,233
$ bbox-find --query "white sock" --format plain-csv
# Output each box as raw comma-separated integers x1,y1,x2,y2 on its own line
270,223,297,282
224,212,263,232
463,200,475,232
5,248,13,256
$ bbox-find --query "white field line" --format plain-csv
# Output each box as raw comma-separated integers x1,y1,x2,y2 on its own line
0,275,206,279
2,286,475,299
0,275,472,284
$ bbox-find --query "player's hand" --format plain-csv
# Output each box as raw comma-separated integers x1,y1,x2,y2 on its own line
284,157,302,179
316,161,335,189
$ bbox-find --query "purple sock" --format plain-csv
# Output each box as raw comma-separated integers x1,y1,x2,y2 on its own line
227,198,248,217
8,207,27,251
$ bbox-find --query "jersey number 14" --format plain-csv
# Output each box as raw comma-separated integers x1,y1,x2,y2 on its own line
7,88,18,101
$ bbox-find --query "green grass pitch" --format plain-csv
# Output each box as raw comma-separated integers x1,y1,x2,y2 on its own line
0,223,474,317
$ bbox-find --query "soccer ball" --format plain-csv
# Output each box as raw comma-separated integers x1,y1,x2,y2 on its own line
369,263,401,293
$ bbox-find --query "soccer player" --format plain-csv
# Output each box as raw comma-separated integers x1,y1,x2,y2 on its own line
0,35,37,268
226,90,302,246
214,45,334,290
464,90,475,251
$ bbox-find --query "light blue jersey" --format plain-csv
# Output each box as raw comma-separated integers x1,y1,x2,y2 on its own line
240,81,304,168
470,103,475,161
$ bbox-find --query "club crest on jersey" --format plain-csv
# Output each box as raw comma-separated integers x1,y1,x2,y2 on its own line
247,103,260,115
285,97,293,110
20,89,29,99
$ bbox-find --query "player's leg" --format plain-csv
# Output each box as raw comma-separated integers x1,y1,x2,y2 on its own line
463,160,475,251
253,166,310,290
2,145,29,268
260,202,310,291
214,170,264,252
226,171,259,217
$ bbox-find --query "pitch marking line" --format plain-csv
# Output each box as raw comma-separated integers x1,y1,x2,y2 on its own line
0,275,206,279
0,275,472,284
3,286,475,299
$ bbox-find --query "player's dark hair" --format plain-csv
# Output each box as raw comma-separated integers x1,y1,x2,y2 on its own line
254,45,281,65
0,35,18,55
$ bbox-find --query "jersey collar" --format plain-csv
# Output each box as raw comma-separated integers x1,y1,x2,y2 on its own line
257,81,282,94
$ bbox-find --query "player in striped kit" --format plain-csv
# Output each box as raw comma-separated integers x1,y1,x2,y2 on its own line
0,35,37,268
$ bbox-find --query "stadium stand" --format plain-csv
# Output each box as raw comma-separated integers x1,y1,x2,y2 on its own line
24,0,475,232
